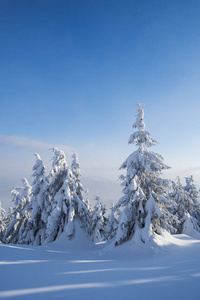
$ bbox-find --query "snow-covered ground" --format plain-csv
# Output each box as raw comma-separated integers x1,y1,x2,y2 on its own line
0,233,200,300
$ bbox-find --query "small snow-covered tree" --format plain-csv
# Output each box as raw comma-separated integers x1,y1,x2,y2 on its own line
184,176,200,235
104,203,118,241
4,187,23,243
171,178,187,226
16,178,32,244
0,202,7,242
84,189,91,212
4,178,31,244
4,207,13,236
184,176,200,217
171,177,200,236
184,176,198,197
115,104,175,245
90,196,105,243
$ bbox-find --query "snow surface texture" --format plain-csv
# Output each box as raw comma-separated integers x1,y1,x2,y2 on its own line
0,232,200,300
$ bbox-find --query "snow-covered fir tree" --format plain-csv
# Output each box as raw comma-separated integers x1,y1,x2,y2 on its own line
2,148,91,246
0,202,7,242
104,203,118,241
90,196,106,243
184,176,200,234
45,148,90,243
84,189,91,212
4,207,13,233
17,178,32,244
47,148,68,196
63,172,90,240
4,185,23,243
45,177,73,242
69,154,91,236
71,153,84,201
45,148,70,243
71,153,91,230
24,154,49,245
184,176,199,213
114,104,175,245
171,177,200,236
4,178,31,244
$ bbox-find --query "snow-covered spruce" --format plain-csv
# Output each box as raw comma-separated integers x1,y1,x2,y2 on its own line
23,154,49,245
183,176,200,236
184,175,200,215
45,148,69,243
84,188,91,213
3,207,13,236
4,178,31,244
71,153,91,231
171,177,200,237
114,104,176,245
104,203,118,241
90,196,106,243
47,148,68,198
71,153,84,202
0,202,7,242
45,148,90,243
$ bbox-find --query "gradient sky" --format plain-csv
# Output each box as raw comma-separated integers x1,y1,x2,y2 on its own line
1,0,200,209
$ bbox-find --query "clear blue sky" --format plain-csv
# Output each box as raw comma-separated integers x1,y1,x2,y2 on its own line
1,0,200,208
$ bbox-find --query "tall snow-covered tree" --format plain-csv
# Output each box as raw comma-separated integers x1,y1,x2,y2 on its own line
65,172,90,240
45,148,69,243
45,148,90,243
46,148,68,204
90,196,106,243
115,104,175,245
47,147,68,197
71,153,91,227
71,153,84,201
24,154,49,245
45,177,74,243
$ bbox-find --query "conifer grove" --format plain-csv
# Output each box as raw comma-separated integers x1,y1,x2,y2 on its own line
0,104,200,246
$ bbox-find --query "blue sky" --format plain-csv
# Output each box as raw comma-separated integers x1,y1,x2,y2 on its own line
1,0,200,209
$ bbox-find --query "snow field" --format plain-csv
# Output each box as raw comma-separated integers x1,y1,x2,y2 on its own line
0,234,200,300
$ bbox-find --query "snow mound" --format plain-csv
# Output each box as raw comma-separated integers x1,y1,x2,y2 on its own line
47,220,95,251
182,216,200,239
97,231,200,260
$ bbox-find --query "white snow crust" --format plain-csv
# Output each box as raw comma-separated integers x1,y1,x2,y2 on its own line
0,233,200,300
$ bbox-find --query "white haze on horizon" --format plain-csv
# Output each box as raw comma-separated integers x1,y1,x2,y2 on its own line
0,135,199,211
